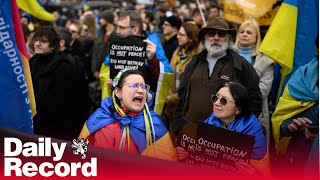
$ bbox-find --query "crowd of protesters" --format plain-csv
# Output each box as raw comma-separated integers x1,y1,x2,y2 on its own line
20,0,318,177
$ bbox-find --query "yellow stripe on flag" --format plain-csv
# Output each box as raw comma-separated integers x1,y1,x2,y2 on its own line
100,64,112,99
141,132,177,161
17,0,54,22
271,86,315,154
20,52,36,117
259,3,298,97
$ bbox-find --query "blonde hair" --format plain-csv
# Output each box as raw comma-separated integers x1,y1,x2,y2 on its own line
235,19,261,57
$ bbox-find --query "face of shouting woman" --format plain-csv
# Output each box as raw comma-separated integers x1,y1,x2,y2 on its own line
115,74,150,112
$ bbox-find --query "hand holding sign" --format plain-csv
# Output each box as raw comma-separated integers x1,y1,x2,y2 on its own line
175,147,189,161
143,39,156,60
235,161,257,175
106,79,113,89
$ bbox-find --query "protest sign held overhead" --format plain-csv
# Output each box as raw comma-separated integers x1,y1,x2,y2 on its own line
109,35,146,79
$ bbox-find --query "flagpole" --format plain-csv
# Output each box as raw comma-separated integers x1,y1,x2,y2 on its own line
195,0,206,24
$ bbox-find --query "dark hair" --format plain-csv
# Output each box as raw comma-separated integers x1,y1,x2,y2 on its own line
22,24,30,43
144,10,154,23
192,9,200,16
210,4,220,10
56,27,72,48
119,10,143,35
32,26,60,50
216,81,251,118
181,22,200,53
113,70,146,105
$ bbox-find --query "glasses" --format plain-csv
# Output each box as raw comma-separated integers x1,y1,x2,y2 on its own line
117,25,135,31
33,38,49,44
123,82,150,91
207,30,227,38
211,95,235,106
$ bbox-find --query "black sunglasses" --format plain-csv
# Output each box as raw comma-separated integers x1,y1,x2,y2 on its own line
211,95,235,105
207,29,227,38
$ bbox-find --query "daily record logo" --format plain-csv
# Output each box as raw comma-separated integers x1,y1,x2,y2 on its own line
3,137,97,177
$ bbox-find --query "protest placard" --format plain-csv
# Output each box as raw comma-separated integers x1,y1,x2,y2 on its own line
195,122,254,174
176,121,198,165
177,121,255,174
109,35,146,79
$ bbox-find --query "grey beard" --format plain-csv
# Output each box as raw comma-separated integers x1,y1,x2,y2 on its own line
204,39,228,57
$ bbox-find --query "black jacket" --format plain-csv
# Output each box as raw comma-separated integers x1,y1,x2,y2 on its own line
29,51,90,140
163,34,178,62
173,49,262,134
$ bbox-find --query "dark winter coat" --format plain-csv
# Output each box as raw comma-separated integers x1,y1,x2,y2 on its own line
29,51,90,140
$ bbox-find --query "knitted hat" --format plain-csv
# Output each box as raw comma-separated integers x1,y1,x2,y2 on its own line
165,15,182,30
100,10,114,24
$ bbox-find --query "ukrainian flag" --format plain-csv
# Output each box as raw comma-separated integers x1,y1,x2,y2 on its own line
17,0,54,21
271,58,318,154
100,33,172,115
259,0,319,97
0,0,36,132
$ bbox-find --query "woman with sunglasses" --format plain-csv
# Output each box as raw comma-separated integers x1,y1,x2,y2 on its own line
176,82,270,175
78,69,177,161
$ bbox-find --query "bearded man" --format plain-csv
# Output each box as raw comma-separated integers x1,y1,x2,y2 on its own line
173,18,262,135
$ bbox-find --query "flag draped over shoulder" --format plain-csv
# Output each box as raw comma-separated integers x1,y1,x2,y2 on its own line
100,33,172,115
0,0,36,133
271,58,318,154
259,0,319,97
17,0,54,21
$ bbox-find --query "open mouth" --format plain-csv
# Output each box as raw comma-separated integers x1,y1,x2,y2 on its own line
133,96,143,104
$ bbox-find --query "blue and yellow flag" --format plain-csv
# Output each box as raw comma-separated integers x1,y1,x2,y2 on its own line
259,0,319,97
271,58,318,154
17,0,54,21
0,0,36,133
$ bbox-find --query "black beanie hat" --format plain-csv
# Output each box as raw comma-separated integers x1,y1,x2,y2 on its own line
100,10,114,24
165,15,182,30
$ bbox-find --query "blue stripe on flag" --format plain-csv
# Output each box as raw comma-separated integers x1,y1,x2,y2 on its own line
0,0,33,133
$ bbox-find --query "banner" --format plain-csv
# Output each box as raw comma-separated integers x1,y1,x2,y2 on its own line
137,0,154,5
109,35,146,79
177,121,254,174
224,5,279,26
223,0,277,20
0,0,35,133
